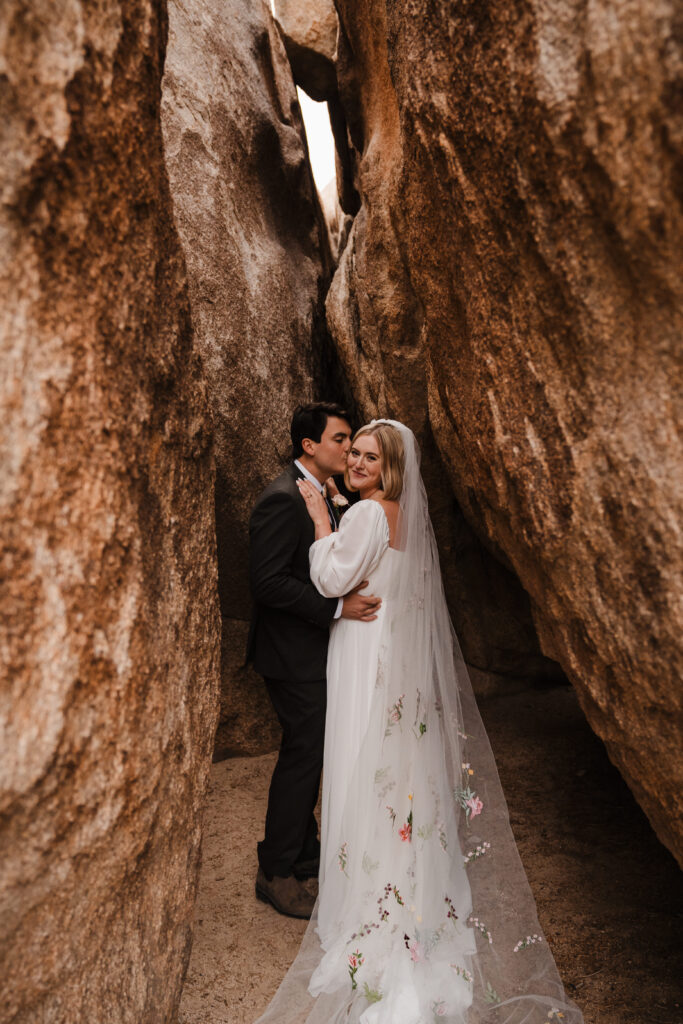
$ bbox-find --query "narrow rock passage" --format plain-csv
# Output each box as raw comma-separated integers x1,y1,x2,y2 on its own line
180,684,682,1024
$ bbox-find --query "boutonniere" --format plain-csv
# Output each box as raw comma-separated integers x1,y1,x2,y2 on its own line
331,493,350,524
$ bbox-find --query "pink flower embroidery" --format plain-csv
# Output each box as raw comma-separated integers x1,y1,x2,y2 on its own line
348,949,364,990
409,940,423,962
399,821,412,842
466,795,483,818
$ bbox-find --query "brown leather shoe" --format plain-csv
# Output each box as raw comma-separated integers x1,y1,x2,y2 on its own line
255,867,316,919
292,855,320,881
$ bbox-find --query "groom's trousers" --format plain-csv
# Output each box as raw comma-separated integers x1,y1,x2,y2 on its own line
258,676,327,878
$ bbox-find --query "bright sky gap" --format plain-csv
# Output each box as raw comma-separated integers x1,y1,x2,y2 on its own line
297,88,336,193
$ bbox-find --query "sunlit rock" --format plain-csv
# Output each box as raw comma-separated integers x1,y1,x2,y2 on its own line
0,1,221,1018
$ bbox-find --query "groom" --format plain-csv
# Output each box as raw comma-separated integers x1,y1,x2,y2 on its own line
248,402,381,918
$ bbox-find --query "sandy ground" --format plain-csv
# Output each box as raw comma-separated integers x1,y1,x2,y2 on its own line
178,684,683,1024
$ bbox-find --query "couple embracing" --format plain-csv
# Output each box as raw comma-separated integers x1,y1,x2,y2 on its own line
248,404,583,1024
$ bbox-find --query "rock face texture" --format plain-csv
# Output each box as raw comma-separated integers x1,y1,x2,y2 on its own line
162,0,335,757
329,0,683,864
326,2,562,689
273,0,338,101
0,2,220,1020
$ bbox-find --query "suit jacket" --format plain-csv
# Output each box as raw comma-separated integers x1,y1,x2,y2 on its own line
247,463,337,682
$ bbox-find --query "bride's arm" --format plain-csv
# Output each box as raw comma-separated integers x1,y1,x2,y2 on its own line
309,501,389,598
296,479,332,540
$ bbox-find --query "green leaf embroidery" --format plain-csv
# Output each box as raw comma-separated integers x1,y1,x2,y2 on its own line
416,823,435,841
484,982,501,1004
363,983,382,1004
362,851,379,875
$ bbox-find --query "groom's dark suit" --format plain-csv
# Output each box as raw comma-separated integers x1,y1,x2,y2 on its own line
248,462,337,878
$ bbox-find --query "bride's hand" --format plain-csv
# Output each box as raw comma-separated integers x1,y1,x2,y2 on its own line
324,476,340,499
296,479,330,528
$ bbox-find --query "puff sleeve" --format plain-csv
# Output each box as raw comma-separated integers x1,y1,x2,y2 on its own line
309,500,389,598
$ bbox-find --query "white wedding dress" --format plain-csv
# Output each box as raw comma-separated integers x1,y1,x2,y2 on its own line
256,422,583,1024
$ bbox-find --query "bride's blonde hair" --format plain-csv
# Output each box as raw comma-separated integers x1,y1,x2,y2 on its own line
346,422,405,500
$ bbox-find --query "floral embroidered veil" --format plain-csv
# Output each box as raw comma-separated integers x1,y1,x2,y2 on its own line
255,420,583,1024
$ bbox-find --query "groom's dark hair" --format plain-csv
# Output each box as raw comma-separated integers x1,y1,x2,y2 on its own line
291,402,351,458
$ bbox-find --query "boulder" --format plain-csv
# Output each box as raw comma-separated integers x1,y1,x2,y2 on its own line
270,0,359,218
161,0,335,757
272,0,338,101
331,0,683,865
326,6,562,691
319,178,353,262
0,1,220,1020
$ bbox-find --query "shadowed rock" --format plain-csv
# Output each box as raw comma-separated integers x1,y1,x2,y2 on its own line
0,1,221,1020
162,0,335,758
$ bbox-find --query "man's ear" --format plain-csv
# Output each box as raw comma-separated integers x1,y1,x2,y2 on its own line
300,437,316,457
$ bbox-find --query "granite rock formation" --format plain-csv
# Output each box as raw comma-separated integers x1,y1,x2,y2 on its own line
273,0,359,225
273,0,338,101
329,0,683,864
325,3,563,690
319,178,352,262
0,2,221,1020
162,0,335,758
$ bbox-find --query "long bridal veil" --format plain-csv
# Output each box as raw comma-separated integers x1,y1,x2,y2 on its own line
255,421,583,1024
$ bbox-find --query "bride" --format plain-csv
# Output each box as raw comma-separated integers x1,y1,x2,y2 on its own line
256,420,583,1024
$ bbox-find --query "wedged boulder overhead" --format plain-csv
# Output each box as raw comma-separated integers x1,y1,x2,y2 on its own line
0,1,220,1021
332,0,683,863
273,0,338,101
162,0,334,757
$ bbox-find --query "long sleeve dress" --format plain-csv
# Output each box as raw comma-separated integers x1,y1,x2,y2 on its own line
256,473,583,1024
309,500,477,1020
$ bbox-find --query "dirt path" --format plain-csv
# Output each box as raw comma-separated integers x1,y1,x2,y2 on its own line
179,684,683,1024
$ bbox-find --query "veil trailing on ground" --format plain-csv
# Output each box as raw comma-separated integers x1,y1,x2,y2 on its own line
255,421,583,1024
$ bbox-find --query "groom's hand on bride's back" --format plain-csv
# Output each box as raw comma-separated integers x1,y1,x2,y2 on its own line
341,581,381,622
